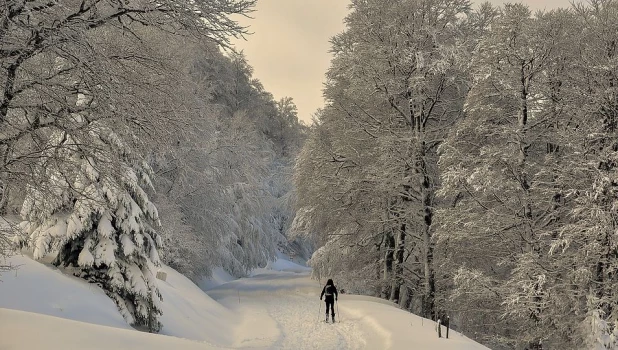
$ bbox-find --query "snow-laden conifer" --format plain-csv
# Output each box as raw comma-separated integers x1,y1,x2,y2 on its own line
20,122,163,332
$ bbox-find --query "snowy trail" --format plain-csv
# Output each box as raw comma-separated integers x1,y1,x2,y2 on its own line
207,271,370,349
1,254,490,349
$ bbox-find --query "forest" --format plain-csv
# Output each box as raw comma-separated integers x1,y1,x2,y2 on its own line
2,0,618,349
0,0,307,333
294,0,618,349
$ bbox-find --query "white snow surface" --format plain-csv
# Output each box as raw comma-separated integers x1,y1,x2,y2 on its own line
198,267,237,291
0,253,490,349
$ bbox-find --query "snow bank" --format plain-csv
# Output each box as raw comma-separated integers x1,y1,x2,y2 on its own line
0,308,223,350
200,253,311,290
198,267,236,291
339,295,490,350
0,254,129,329
157,265,236,345
251,252,312,275
261,256,312,273
0,254,236,348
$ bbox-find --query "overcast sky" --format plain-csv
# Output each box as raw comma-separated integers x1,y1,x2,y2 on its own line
232,0,576,124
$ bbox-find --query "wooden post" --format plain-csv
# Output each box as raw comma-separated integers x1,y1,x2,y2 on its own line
437,318,442,338
445,316,450,339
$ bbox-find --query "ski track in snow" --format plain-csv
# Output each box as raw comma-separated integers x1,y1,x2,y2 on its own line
207,272,368,349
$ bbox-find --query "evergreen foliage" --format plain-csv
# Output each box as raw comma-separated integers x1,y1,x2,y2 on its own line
20,124,163,331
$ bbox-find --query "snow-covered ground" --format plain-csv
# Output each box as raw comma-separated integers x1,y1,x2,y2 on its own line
0,253,490,349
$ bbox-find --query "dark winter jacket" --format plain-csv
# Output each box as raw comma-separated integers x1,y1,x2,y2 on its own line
320,279,338,301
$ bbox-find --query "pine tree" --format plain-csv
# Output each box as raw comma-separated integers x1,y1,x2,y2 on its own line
20,122,163,332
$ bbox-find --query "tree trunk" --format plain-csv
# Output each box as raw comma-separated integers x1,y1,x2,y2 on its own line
418,145,435,319
519,60,545,328
375,238,383,297
0,182,8,215
391,222,406,303
403,286,413,310
382,230,395,299
0,144,9,215
422,215,435,319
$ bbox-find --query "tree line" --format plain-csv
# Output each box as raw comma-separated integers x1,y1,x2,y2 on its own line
293,0,618,348
1,0,307,332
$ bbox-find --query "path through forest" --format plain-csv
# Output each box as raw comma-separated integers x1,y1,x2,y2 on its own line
206,271,382,349
1,254,490,349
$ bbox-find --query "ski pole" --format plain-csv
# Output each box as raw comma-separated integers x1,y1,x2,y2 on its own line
318,299,322,322
336,298,340,323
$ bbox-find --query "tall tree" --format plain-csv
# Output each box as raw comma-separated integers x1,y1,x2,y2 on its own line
435,3,618,348
546,1,618,348
295,0,471,317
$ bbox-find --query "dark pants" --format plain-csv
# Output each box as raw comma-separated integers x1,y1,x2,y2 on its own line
325,297,335,316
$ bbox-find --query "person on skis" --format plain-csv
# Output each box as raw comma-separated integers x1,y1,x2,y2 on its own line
320,279,338,323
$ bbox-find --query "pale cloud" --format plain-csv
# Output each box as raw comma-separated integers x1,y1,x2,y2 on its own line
233,0,576,124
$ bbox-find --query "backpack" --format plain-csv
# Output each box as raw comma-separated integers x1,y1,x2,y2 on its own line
325,285,334,296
